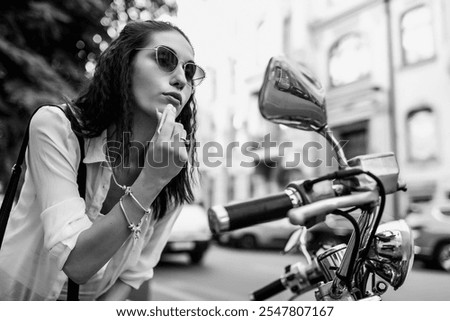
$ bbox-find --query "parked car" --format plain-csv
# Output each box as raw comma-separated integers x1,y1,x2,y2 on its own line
162,204,211,264
406,204,450,272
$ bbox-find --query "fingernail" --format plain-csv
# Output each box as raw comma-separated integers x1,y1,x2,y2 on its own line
157,111,166,134
168,104,176,113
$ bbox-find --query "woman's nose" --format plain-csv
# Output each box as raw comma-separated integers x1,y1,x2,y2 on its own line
170,64,187,90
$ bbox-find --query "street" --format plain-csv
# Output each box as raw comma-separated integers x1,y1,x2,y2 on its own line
151,244,450,301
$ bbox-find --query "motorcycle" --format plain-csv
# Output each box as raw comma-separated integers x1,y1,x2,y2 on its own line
207,56,414,301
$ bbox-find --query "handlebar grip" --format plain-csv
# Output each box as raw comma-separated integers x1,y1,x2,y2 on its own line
208,192,294,234
250,279,286,301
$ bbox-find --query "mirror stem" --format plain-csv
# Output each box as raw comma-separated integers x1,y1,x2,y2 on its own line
323,128,348,170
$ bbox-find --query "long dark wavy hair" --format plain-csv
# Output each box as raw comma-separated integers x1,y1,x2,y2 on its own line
66,20,199,220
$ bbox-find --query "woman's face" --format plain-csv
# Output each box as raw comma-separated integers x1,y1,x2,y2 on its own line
131,30,194,118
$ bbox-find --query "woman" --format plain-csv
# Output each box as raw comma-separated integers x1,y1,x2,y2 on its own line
0,20,205,300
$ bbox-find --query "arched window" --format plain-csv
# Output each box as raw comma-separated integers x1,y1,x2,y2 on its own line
406,107,438,161
400,5,435,65
328,33,371,87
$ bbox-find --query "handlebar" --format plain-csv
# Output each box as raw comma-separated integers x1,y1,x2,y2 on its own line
250,279,286,301
208,158,401,236
287,191,379,226
208,187,302,234
251,260,324,300
207,168,378,235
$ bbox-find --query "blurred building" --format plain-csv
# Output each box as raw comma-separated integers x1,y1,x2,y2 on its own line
175,0,450,218
390,0,450,209
307,0,450,218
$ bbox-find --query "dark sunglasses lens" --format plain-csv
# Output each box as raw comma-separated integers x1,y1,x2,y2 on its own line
157,47,178,72
184,63,197,82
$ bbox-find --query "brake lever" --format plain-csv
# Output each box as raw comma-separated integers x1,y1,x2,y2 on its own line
299,228,312,265
282,227,312,264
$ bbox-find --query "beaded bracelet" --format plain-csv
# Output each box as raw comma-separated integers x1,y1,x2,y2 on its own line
122,186,151,215
119,197,142,240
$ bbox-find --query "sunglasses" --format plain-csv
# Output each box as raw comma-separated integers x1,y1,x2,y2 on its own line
136,45,206,87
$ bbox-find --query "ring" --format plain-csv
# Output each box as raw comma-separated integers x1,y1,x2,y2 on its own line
180,137,189,146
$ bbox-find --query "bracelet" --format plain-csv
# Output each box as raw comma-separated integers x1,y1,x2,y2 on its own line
119,197,142,240
130,192,151,215
123,187,151,215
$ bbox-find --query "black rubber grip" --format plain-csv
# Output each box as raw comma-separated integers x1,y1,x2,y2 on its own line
226,192,293,231
251,279,286,301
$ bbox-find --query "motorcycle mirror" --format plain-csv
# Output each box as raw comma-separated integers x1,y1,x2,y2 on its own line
258,56,348,168
258,56,327,133
366,219,415,290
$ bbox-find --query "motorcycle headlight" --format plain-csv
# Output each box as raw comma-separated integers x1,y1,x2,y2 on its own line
365,219,414,290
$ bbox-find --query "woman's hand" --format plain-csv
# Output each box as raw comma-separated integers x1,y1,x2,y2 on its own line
137,104,188,190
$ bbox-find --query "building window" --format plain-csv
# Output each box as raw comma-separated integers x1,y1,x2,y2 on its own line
328,33,371,87
400,5,435,66
333,121,369,160
406,107,438,162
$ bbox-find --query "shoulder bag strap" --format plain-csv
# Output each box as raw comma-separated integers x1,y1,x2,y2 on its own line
67,132,86,301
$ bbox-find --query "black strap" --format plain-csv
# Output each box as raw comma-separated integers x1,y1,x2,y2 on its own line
0,104,85,301
67,133,86,301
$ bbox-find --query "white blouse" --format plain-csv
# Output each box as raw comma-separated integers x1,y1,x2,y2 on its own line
0,106,181,300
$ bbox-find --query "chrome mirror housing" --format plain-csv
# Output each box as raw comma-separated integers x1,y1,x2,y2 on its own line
258,56,350,169
258,56,327,132
365,219,414,289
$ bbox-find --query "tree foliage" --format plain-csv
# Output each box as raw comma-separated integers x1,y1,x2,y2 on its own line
0,0,177,189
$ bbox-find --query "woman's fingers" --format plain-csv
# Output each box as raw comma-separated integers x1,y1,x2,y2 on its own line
155,110,163,134
171,122,189,164
154,105,187,149
172,122,187,141
144,104,189,179
157,104,176,139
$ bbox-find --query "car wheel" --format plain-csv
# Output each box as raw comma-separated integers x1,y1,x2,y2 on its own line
189,241,210,264
238,235,257,249
436,242,450,272
189,250,205,264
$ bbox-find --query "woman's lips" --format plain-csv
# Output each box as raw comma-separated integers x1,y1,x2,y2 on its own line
163,93,182,107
